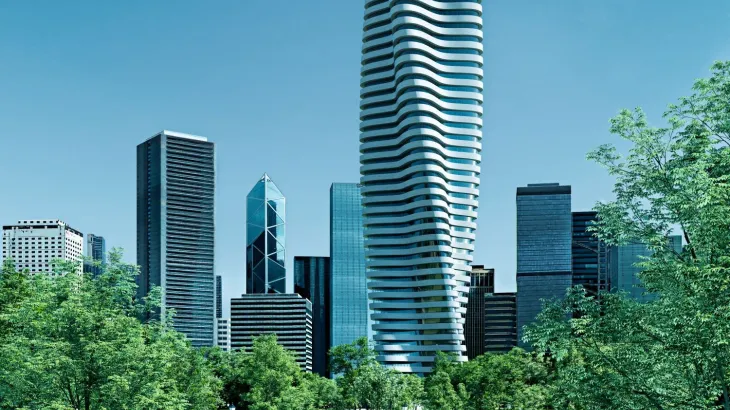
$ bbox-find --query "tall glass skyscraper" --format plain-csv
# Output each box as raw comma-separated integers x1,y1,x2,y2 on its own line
330,183,369,350
137,130,216,347
360,1,484,373
572,211,609,295
294,256,331,377
83,233,106,276
246,174,286,294
516,183,572,347
464,265,494,359
609,236,682,302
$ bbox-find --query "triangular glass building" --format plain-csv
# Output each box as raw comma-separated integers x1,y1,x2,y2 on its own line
246,173,286,294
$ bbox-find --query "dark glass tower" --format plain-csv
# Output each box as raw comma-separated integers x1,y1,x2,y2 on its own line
330,183,369,349
83,233,106,276
215,275,223,319
484,292,517,353
572,211,609,295
464,265,494,359
137,130,215,347
516,183,572,347
609,235,682,302
246,174,286,294
294,256,331,377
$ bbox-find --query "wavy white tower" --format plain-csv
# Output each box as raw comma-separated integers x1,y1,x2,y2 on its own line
360,0,483,373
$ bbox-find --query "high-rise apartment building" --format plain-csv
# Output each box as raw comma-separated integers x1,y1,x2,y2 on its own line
137,130,216,348
246,174,286,294
610,235,682,302
464,265,494,360
217,318,231,351
230,294,313,372
330,183,369,350
83,233,106,276
360,1,484,373
2,220,84,275
294,256,331,377
516,183,572,347
484,292,518,353
571,212,609,295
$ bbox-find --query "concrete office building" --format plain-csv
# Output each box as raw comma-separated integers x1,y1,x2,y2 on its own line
246,174,286,294
360,0,484,373
516,183,572,347
294,256,331,377
610,236,682,302
83,233,106,276
484,292,518,353
330,183,369,350
464,265,494,359
2,219,84,275
137,130,216,347
230,294,313,372
217,318,231,351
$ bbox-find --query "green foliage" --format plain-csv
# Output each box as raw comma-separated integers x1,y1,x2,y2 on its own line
0,249,221,410
526,61,730,409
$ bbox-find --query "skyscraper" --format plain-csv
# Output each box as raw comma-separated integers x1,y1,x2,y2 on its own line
215,275,223,319
516,183,572,347
246,174,286,294
360,0,484,374
330,183,369,350
83,233,106,276
464,265,494,360
610,235,682,302
2,220,84,275
230,293,313,372
484,292,517,353
572,212,609,295
137,130,216,348
294,256,331,377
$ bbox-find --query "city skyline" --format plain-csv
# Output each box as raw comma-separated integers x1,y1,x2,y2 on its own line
1,1,729,317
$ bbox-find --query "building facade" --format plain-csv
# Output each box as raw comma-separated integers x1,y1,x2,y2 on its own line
572,212,609,295
464,265,494,360
136,130,216,348
215,275,223,319
610,235,682,302
360,0,484,373
484,292,518,353
2,219,84,275
330,183,370,349
230,294,313,372
83,233,106,276
217,318,231,351
516,183,572,347
294,256,331,377
246,174,286,294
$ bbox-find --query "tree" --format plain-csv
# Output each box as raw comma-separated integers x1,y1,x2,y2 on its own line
525,61,730,409
0,249,222,410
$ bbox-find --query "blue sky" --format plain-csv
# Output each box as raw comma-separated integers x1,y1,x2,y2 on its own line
1,1,729,314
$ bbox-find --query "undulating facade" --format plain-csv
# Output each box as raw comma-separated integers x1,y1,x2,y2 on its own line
360,1,484,373
330,183,370,350
294,256,331,377
516,183,572,347
137,130,216,347
246,174,286,294
464,265,494,359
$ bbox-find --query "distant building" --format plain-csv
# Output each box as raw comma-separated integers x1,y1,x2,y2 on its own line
217,318,231,351
246,174,286,294
2,219,84,275
83,233,106,276
230,293,313,372
329,183,369,349
610,236,682,302
294,256,331,377
572,212,609,295
464,265,494,359
484,292,518,353
137,130,216,347
516,183,572,347
215,275,223,319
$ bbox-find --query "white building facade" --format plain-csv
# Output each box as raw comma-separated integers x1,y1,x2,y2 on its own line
2,219,84,275
360,0,484,373
216,318,231,351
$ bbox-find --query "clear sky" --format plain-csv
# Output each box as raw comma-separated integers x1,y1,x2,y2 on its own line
1,1,729,315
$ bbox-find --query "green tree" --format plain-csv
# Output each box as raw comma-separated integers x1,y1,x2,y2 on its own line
526,61,730,409
0,249,221,410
